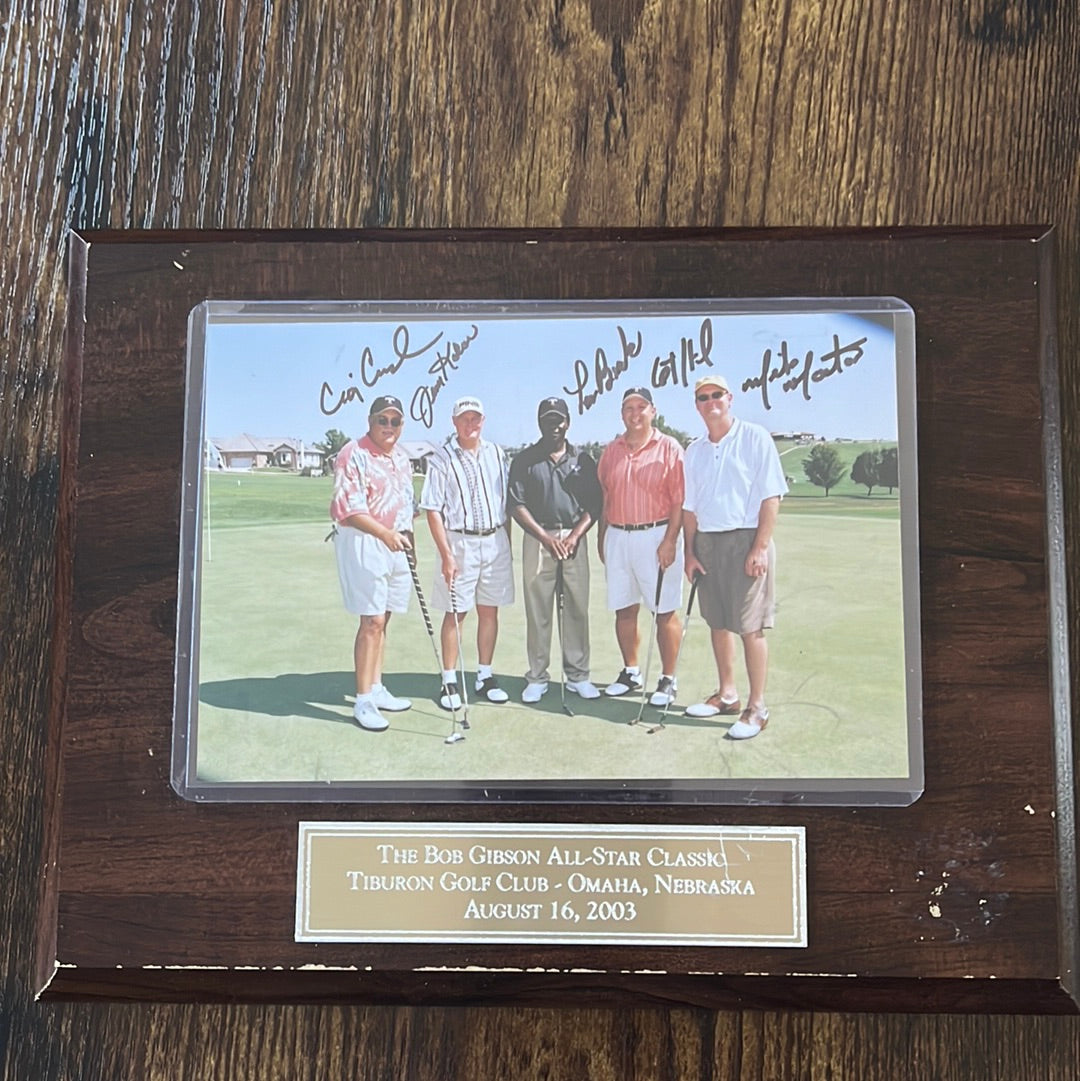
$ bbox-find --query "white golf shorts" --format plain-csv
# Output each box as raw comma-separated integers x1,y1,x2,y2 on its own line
431,529,515,612
602,523,684,613
334,525,411,616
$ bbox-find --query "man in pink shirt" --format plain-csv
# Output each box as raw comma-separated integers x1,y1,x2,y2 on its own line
330,395,416,732
596,387,685,706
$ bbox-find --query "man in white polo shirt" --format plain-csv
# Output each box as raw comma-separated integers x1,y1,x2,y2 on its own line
330,395,415,732
682,374,788,739
420,395,514,709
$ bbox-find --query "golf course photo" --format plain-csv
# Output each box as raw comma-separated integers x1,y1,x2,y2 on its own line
180,300,919,802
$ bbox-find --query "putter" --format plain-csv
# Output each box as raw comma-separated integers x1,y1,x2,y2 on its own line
554,557,574,717
648,572,699,734
405,549,466,744
631,565,665,726
449,580,471,730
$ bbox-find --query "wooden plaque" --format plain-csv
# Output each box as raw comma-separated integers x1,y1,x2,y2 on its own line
37,228,1078,1012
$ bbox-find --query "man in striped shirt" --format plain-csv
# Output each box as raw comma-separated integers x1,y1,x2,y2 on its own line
330,395,416,732
420,396,514,708
596,386,686,706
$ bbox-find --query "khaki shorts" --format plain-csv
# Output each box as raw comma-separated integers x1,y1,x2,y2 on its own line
694,529,776,634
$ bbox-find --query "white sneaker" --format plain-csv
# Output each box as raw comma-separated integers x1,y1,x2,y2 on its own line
521,681,548,703
353,700,390,732
566,680,600,700
372,685,412,712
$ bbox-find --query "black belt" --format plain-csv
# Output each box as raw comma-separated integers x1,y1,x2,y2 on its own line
608,519,669,532
451,526,501,537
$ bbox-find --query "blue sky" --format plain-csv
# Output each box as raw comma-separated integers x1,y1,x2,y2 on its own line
200,302,908,448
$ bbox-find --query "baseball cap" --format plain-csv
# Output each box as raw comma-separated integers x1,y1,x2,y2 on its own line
452,395,485,417
537,396,570,422
694,374,731,394
621,386,653,405
369,394,404,416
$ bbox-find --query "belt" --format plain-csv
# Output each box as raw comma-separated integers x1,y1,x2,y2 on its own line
538,523,573,530
451,526,501,537
608,519,669,532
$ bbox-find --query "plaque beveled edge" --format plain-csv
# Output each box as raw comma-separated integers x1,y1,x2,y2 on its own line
36,231,89,998
34,226,1079,1013
1038,230,1079,1004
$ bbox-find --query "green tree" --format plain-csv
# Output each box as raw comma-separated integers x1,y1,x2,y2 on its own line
654,413,692,447
315,428,350,472
879,445,899,494
851,448,885,496
802,444,846,497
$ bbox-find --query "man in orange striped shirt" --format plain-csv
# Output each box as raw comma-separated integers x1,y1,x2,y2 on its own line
596,387,686,706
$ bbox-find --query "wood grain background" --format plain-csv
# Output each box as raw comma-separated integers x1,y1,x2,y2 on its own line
2,1,1079,1077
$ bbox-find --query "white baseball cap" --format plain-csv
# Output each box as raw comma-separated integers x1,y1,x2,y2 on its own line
452,396,485,417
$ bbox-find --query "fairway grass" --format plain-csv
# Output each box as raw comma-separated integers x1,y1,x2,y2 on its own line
193,481,912,792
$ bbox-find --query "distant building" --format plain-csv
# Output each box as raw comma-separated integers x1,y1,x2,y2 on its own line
771,431,817,444
398,439,439,474
210,435,323,472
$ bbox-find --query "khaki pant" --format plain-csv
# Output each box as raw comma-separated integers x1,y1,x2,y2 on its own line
522,530,591,684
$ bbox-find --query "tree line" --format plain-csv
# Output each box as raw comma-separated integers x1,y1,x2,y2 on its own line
802,444,899,497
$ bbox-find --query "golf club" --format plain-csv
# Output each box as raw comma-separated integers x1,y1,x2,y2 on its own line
648,572,699,734
405,547,466,744
631,565,665,726
449,580,471,731
554,556,574,717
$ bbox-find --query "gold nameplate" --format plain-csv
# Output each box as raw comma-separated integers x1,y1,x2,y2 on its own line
296,822,806,947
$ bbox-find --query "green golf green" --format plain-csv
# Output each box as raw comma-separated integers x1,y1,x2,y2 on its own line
193,469,911,786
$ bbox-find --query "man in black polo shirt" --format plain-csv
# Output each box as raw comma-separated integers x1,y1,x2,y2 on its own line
508,397,603,704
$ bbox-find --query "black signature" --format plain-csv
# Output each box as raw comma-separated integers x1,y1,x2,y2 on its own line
650,317,714,388
562,326,643,414
319,323,479,420
741,334,867,411
409,325,481,428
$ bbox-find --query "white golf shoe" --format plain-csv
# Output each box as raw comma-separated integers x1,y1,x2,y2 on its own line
727,705,769,740
648,676,676,706
353,699,390,732
566,680,601,699
372,684,412,712
439,682,463,711
521,681,548,703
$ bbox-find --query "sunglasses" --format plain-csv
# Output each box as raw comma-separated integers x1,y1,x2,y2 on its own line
696,390,728,402
374,415,403,428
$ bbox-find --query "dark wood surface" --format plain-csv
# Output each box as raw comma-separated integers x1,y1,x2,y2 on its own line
4,3,1080,1078
40,229,1074,1016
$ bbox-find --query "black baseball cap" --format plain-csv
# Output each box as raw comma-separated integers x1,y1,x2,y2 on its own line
621,386,653,404
369,395,404,416
537,397,570,422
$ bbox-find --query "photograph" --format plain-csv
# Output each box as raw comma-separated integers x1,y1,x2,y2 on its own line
175,298,920,804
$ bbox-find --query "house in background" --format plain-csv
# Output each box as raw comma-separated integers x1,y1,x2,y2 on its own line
210,435,324,472
398,440,439,474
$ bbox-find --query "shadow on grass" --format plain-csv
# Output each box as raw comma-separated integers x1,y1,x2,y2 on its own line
198,670,746,734
198,670,724,726
199,671,354,724
199,670,450,724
